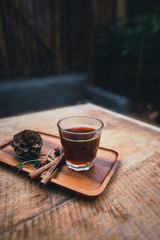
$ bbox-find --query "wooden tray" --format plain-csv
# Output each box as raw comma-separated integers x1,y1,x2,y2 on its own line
0,131,123,199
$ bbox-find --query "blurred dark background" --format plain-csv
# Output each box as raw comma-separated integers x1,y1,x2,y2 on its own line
0,0,160,125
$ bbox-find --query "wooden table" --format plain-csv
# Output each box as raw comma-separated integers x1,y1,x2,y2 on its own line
0,103,160,240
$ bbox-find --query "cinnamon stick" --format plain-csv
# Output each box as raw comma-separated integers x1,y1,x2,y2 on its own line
29,161,54,179
40,153,65,186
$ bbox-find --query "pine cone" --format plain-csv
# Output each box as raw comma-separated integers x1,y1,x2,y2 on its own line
11,130,43,158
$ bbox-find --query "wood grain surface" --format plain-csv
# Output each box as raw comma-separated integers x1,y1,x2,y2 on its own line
0,103,160,240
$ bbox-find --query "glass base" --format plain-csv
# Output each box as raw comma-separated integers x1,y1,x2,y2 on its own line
66,158,96,171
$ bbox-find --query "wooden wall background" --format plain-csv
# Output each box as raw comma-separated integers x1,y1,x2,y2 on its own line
0,0,159,111
0,0,89,79
0,0,60,78
0,0,125,80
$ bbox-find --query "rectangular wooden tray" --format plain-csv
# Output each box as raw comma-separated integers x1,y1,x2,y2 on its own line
0,131,123,199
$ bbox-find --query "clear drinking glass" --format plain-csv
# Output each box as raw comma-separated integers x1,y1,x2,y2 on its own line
57,116,104,171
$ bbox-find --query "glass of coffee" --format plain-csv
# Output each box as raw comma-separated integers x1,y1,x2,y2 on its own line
57,116,104,171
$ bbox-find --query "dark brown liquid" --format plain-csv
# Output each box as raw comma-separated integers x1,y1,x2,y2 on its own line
61,126,100,165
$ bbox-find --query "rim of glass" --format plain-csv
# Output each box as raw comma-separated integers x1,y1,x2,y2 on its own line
57,115,104,134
